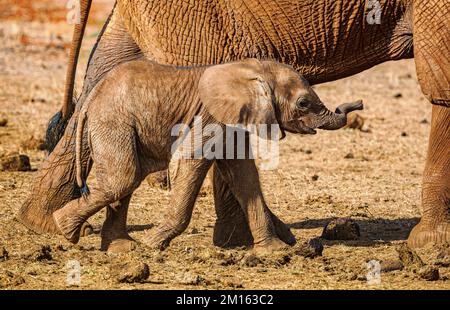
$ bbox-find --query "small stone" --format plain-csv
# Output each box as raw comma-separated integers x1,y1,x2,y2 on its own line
0,247,9,261
241,253,262,267
380,259,404,273
401,132,408,137
0,154,31,171
190,228,199,235
321,218,360,240
311,174,319,181
294,238,323,258
420,119,429,124
302,149,312,154
418,266,439,281
0,118,7,127
393,93,403,98
111,262,150,283
344,153,354,159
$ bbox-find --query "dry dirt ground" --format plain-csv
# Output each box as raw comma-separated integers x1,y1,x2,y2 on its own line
0,1,449,290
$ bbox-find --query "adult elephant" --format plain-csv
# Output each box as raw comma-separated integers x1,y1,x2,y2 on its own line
17,0,449,251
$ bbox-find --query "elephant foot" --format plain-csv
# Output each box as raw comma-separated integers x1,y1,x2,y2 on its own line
407,221,450,248
53,207,84,244
142,229,173,251
213,210,296,248
104,238,137,253
253,238,290,254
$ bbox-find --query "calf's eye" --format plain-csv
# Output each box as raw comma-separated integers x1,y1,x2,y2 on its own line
296,99,310,109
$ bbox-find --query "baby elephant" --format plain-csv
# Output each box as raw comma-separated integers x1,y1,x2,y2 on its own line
53,58,362,252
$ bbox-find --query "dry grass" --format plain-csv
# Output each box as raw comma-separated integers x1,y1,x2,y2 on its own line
1,1,449,290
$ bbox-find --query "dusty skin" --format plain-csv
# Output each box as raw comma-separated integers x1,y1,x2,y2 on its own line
0,1,449,289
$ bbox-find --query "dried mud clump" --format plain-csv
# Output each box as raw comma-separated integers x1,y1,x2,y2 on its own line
111,262,150,284
321,218,360,240
396,243,440,281
396,243,424,268
418,266,440,281
380,260,404,273
293,238,323,258
241,253,263,267
25,245,52,261
0,153,31,171
20,136,46,150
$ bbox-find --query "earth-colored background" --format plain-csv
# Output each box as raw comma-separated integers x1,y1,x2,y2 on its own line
0,1,449,290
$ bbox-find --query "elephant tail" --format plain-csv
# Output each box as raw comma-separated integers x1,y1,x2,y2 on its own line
76,107,90,198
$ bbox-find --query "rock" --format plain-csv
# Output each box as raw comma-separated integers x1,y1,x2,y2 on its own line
396,244,424,268
0,247,9,261
241,253,262,267
311,174,319,181
344,153,354,159
20,136,46,151
294,238,323,258
418,266,439,281
380,259,404,273
0,271,25,287
401,132,408,137
420,118,429,124
0,118,7,127
111,262,150,283
321,218,360,240
0,154,31,171
393,93,403,98
190,228,199,235
345,112,365,130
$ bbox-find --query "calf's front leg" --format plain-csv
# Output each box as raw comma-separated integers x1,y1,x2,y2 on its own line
143,159,213,250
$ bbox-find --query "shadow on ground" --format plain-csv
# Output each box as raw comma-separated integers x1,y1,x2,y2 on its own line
289,217,420,246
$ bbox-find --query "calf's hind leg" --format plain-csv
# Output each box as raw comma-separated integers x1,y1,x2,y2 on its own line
53,127,142,244
101,195,137,253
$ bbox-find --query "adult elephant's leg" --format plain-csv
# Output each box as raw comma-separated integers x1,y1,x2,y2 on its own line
408,105,450,247
16,8,142,234
407,0,450,247
212,163,253,248
143,159,213,250
214,159,295,252
212,163,295,248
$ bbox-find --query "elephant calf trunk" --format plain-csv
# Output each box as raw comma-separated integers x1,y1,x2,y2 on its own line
319,100,363,130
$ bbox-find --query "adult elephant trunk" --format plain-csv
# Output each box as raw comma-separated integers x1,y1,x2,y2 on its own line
319,100,363,130
46,0,92,152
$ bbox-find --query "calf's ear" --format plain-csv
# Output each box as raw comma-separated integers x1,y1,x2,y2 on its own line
198,59,278,129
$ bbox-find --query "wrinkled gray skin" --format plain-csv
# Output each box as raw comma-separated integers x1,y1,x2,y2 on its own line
52,59,362,252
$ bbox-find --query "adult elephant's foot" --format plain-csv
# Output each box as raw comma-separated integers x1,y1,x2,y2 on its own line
253,238,290,254
213,208,296,248
407,105,450,248
408,222,450,248
100,203,136,253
